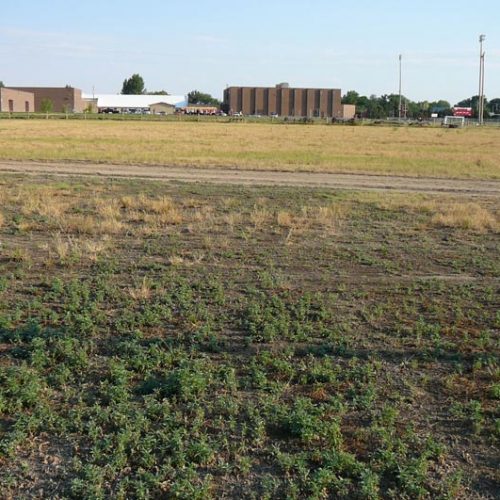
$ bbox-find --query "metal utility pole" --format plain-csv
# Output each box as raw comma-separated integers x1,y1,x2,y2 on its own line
478,35,486,125
398,54,402,120
481,51,485,124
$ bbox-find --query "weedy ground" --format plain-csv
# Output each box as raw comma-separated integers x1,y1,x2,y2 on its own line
0,120,499,178
0,175,498,499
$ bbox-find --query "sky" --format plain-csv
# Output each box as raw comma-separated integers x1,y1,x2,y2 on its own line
0,0,498,104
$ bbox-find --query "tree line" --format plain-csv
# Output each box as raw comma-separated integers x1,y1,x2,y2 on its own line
342,90,500,119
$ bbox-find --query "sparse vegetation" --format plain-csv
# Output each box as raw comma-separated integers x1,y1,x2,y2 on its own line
347,193,499,233
431,202,498,232
0,175,498,498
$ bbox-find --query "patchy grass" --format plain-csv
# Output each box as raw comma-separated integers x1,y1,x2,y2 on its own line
47,233,109,265
431,202,498,232
0,120,500,178
0,175,498,498
349,192,499,233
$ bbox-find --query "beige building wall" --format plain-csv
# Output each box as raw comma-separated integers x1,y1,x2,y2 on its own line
82,98,98,113
342,104,356,119
10,86,85,112
0,88,35,112
150,102,176,114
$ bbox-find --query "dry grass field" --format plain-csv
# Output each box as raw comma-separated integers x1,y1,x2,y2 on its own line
0,120,499,178
0,175,498,498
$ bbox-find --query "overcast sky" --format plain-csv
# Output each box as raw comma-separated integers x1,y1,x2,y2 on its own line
1,0,498,104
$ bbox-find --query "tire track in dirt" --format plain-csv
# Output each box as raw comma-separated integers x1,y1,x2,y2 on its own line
0,161,499,196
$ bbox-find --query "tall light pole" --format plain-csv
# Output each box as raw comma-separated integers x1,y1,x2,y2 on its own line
398,54,402,120
478,35,486,125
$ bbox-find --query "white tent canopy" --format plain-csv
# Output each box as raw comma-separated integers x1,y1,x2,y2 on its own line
83,93,188,109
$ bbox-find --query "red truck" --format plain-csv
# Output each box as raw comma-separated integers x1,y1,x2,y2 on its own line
452,107,473,117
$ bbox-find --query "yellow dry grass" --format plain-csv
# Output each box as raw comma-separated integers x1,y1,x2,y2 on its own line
51,233,73,261
350,192,498,233
168,255,184,266
312,203,349,228
121,194,183,225
0,120,499,178
129,277,153,301
3,180,496,241
49,233,109,263
250,207,271,228
431,202,498,232
277,211,294,227
143,212,182,227
83,238,109,261
192,205,213,223
122,194,176,214
274,203,349,244
223,212,243,229
59,215,94,234
7,247,31,263
96,199,121,220
97,218,124,235
18,188,69,219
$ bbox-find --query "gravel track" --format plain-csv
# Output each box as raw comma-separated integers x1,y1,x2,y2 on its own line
0,160,499,196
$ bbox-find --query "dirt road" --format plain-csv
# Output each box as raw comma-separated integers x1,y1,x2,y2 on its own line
0,160,499,196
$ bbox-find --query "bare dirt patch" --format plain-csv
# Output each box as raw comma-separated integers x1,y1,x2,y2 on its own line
1,160,499,196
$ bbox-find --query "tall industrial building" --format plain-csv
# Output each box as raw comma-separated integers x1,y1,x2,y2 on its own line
223,83,342,118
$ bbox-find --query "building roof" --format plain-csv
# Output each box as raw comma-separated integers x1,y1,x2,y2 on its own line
225,85,341,91
82,93,188,108
150,101,176,107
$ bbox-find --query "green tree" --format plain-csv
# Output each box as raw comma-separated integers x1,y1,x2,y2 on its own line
188,90,220,106
487,98,500,115
121,74,145,95
407,101,421,118
40,98,53,118
427,100,452,118
340,90,457,119
341,90,359,105
0,81,4,88
434,99,451,109
149,90,169,95
366,95,384,119
354,95,370,117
